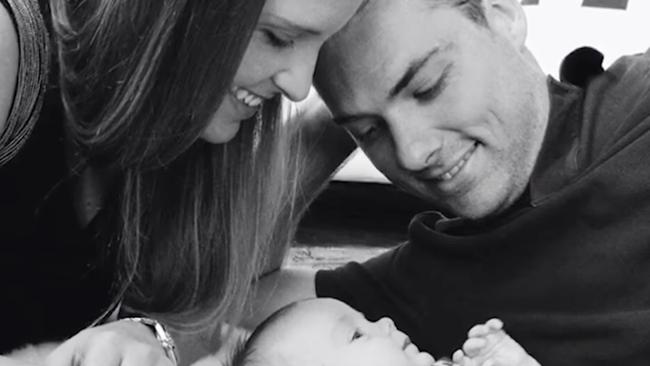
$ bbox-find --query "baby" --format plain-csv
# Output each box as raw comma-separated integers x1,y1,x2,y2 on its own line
230,298,540,366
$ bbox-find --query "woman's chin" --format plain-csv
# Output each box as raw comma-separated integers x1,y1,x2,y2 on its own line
200,120,241,144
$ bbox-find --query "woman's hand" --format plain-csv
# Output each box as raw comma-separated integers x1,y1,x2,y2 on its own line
45,319,174,366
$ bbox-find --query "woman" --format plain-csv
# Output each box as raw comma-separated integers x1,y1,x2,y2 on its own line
0,0,361,364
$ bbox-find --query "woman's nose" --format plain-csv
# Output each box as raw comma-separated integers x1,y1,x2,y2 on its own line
272,54,316,102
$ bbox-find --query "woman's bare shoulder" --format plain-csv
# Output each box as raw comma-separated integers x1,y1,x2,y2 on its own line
0,3,19,136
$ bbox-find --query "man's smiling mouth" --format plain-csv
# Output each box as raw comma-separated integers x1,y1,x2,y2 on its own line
436,141,479,181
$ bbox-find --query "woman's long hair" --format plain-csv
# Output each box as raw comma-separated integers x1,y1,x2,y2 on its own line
50,0,303,331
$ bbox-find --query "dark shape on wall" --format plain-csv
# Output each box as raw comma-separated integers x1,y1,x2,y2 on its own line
522,0,630,8
560,47,605,88
582,0,628,9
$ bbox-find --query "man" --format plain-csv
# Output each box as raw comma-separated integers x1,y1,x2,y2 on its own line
252,0,650,364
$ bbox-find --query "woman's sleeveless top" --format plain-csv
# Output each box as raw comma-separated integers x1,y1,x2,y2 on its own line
0,0,115,352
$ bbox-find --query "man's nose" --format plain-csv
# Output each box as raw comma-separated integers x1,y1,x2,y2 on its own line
272,53,316,102
389,116,442,172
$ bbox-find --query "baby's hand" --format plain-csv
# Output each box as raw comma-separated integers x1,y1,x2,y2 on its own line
451,319,540,366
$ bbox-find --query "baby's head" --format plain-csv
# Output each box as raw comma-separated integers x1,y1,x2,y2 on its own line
231,298,438,366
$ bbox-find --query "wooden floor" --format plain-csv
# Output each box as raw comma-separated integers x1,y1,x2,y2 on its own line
285,245,390,270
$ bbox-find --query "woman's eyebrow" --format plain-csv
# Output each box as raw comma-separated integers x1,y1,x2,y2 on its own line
333,113,380,126
262,14,321,37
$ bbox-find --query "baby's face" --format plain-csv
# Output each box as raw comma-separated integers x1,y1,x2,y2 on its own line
255,298,435,366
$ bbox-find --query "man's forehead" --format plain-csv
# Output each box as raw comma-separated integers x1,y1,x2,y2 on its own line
318,0,447,111
317,39,391,116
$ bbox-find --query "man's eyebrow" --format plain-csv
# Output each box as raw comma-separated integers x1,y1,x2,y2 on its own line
262,14,321,36
389,47,442,99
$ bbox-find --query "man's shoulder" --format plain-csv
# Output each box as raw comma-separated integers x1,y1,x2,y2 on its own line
606,48,650,93
592,49,650,110
610,48,650,71
580,49,650,158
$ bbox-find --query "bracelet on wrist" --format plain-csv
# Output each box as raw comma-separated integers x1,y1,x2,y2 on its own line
122,317,179,365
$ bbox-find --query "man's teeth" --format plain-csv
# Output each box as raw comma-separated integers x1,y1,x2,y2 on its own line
233,87,263,108
439,144,477,181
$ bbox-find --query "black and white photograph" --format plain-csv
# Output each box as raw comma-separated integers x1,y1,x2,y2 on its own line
1,0,649,365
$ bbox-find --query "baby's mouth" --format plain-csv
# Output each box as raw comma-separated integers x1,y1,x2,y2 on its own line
401,336,421,354
404,343,419,353
401,335,412,350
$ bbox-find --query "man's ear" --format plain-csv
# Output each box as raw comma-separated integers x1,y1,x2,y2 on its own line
484,0,527,49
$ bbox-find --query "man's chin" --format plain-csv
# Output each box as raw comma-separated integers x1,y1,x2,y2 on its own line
440,196,508,220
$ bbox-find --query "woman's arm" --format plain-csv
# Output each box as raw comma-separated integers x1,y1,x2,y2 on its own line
1,342,58,365
2,322,175,366
292,91,357,213
45,320,175,366
263,92,357,272
0,356,39,366
0,2,18,135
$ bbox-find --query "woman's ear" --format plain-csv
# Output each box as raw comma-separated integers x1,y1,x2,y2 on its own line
484,0,527,49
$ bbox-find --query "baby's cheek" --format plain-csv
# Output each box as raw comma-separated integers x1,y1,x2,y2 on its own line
414,351,436,366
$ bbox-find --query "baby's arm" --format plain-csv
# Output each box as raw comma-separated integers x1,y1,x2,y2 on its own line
451,319,540,366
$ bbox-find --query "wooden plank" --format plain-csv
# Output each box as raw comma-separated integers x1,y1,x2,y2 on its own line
285,246,390,270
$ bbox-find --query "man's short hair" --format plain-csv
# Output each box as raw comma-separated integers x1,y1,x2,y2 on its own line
353,0,486,24
435,0,487,25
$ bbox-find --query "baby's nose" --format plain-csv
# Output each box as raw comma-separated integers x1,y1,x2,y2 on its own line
376,317,396,334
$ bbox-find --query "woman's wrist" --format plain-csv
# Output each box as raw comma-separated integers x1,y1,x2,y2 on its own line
122,317,179,365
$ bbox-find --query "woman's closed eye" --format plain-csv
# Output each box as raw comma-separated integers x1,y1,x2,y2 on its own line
261,29,295,49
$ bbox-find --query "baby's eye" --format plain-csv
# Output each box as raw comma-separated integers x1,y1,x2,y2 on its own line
351,330,363,342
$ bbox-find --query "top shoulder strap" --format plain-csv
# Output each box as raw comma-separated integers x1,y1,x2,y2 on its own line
0,0,50,166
